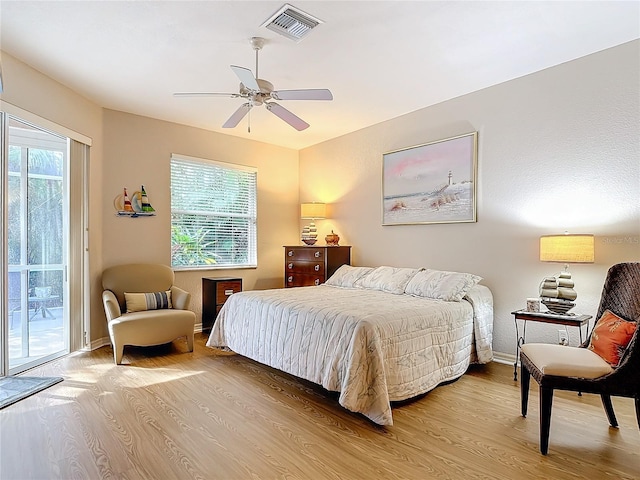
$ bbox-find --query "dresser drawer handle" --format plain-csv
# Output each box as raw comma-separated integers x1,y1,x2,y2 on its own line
314,251,320,258
314,279,320,286
288,250,294,257
224,289,234,296
314,265,320,271
288,263,293,269
287,276,293,283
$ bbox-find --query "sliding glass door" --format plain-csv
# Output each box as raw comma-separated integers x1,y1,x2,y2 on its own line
5,117,70,373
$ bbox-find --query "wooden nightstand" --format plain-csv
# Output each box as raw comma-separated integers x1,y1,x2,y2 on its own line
511,309,592,381
202,277,242,332
284,245,351,287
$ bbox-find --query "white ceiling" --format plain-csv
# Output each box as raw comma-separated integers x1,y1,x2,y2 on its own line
1,1,638,150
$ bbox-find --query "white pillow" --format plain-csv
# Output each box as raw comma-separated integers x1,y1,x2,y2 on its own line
404,269,482,302
354,266,420,294
325,265,374,288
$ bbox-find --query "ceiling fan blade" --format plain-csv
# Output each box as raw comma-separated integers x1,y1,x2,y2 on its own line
173,92,239,98
222,103,251,128
271,89,333,101
266,103,310,131
230,65,260,92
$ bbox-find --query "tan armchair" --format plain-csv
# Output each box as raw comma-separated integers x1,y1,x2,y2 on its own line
102,263,195,364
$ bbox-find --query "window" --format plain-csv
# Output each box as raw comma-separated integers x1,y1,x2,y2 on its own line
170,154,257,269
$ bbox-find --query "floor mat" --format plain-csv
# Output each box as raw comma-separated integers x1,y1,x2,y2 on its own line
0,376,63,409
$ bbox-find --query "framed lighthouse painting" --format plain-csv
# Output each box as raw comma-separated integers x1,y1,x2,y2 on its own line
382,132,478,226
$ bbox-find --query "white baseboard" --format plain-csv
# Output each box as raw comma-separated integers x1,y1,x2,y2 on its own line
85,325,204,351
85,336,110,351
492,351,516,366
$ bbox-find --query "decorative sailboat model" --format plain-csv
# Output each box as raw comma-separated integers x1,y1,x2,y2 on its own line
301,222,318,245
116,186,156,217
539,272,577,314
139,185,155,214
121,187,134,213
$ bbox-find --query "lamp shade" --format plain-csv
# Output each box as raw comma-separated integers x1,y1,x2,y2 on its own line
300,202,326,219
540,234,594,263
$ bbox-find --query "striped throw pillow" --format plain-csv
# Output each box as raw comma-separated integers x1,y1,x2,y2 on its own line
125,291,173,313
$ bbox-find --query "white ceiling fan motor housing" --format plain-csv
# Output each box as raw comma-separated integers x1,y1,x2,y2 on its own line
239,79,274,106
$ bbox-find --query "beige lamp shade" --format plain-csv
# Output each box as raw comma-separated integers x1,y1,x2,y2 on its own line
300,202,327,219
539,234,595,263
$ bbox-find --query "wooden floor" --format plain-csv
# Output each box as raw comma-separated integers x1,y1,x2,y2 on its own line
1,334,638,480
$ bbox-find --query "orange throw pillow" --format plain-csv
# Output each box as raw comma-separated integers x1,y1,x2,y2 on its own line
588,310,637,366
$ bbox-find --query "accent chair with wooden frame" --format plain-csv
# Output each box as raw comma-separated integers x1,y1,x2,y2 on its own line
520,262,640,454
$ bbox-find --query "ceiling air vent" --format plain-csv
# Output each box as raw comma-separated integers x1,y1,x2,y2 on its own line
261,4,323,42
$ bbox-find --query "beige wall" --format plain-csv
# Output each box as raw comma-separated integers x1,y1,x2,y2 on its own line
299,40,640,357
1,52,299,344
102,109,299,335
3,40,639,357
0,51,106,345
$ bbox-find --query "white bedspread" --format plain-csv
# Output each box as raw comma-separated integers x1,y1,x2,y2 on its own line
206,284,493,425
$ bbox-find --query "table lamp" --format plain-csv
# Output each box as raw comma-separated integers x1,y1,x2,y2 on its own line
300,202,326,245
539,233,594,314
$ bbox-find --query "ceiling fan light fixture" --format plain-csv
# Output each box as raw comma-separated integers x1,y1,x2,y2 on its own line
261,4,323,42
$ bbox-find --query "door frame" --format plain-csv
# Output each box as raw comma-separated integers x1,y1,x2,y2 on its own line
0,104,91,376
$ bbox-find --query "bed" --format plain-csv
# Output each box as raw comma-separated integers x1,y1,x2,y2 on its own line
206,265,493,426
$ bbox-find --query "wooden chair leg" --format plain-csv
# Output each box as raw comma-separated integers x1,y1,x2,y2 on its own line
520,364,530,417
601,394,618,428
539,387,554,455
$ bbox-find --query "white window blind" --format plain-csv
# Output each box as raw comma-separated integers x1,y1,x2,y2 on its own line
170,154,257,269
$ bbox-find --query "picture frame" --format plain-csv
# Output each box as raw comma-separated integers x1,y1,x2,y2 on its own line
382,132,478,225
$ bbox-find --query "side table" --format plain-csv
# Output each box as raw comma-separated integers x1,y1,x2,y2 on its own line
202,277,242,332
511,310,592,381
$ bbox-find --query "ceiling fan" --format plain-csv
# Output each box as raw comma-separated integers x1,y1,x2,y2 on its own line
174,37,333,131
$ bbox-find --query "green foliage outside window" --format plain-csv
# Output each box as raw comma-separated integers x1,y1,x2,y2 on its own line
8,145,64,298
170,155,257,269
